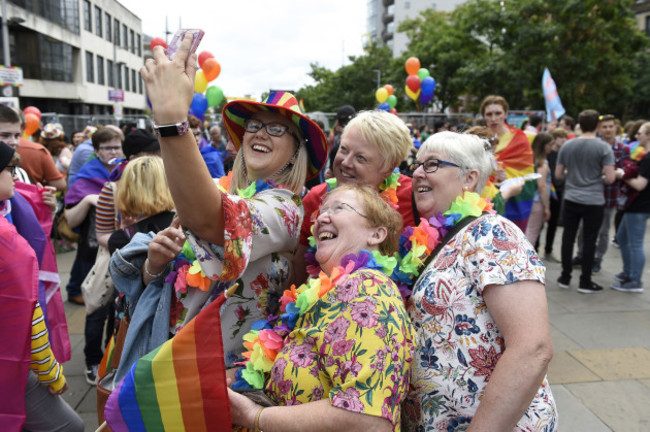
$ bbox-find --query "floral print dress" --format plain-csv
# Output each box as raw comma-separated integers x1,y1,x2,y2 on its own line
266,269,415,431
403,213,557,431
183,187,303,365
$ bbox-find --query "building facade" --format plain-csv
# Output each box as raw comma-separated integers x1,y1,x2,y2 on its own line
366,0,466,57
0,0,146,115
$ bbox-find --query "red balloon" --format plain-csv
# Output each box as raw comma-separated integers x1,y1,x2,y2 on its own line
406,75,421,93
384,84,394,95
23,106,42,121
389,108,398,115
202,58,221,81
198,51,215,69
150,37,167,52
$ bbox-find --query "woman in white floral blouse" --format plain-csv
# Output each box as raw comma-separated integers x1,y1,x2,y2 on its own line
402,132,557,431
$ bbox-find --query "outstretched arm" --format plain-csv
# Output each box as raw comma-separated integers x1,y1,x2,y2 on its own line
141,33,223,245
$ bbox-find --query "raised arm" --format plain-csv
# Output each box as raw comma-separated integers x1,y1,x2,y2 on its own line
141,33,223,245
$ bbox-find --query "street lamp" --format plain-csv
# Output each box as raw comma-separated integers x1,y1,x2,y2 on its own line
372,69,381,89
1,0,10,67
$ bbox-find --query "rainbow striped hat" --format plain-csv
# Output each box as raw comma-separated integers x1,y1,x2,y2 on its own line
223,91,327,180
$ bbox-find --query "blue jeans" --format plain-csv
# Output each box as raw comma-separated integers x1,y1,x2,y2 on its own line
616,212,650,282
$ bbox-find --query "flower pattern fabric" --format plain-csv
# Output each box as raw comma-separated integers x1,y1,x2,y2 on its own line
403,213,557,431
266,269,415,430
183,187,303,365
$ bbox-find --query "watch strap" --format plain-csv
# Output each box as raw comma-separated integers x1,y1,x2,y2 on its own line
153,119,190,137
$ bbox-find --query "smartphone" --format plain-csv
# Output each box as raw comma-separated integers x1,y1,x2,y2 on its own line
166,29,204,61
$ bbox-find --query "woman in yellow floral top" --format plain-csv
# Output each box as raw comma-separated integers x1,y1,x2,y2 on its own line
228,185,414,432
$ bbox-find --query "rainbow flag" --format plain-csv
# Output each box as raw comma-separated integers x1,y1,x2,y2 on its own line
494,127,535,230
550,183,558,201
104,295,231,431
628,141,647,162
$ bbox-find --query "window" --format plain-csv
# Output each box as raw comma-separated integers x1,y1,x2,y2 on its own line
105,12,112,42
646,16,650,37
114,19,120,46
136,34,141,56
138,74,143,94
116,63,122,89
405,2,410,9
85,51,94,83
15,32,74,81
83,0,91,32
94,6,102,37
107,59,114,87
124,67,129,91
130,30,135,54
97,55,104,85
131,69,136,93
123,24,128,49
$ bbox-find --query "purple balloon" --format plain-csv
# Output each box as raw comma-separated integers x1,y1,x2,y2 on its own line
421,76,436,97
190,92,208,116
419,91,434,105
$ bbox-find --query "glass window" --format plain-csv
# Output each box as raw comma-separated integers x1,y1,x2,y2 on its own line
646,16,650,37
9,0,79,34
107,59,114,87
136,34,141,56
14,32,74,82
130,30,135,54
138,74,143,94
131,69,136,92
86,51,94,83
116,63,122,89
105,12,112,42
123,24,128,49
97,55,104,85
83,0,91,32
95,6,102,37
114,19,120,46
405,2,410,9
125,67,130,91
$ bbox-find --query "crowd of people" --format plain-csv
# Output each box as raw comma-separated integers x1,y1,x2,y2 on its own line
2,33,650,432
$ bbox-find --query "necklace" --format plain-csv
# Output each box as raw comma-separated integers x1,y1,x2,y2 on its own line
232,249,397,390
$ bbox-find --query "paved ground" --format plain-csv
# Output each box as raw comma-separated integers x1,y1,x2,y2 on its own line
56,223,650,431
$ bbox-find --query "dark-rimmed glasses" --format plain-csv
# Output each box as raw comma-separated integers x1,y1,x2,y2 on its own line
244,119,296,138
410,158,461,173
318,202,367,219
3,165,17,176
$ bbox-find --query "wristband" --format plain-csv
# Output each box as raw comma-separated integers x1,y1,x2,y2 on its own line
144,258,166,279
254,406,264,432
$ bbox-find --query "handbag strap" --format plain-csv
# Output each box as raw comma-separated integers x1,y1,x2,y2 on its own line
417,214,482,274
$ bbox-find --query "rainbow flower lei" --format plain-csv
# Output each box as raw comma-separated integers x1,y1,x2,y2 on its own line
164,172,280,298
232,249,398,390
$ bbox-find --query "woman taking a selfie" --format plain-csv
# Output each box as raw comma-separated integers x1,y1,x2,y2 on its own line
138,34,327,365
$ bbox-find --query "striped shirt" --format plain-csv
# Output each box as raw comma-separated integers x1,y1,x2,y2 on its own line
30,301,66,392
96,181,117,234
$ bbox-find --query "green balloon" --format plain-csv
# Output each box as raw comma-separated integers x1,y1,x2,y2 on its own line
387,94,397,109
206,85,224,107
417,68,430,80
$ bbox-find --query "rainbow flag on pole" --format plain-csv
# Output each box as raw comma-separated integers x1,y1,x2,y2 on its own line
104,294,232,431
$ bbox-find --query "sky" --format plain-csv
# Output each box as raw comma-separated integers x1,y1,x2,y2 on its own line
120,1,368,101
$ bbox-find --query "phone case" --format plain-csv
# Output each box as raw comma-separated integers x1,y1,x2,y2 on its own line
166,29,204,60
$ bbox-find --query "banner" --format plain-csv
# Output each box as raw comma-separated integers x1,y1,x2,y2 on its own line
542,68,566,122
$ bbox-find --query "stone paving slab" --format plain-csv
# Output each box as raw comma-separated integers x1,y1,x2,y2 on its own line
547,351,601,384
569,348,650,381
549,385,612,432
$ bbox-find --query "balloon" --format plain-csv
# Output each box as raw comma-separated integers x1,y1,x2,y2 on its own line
406,75,421,93
375,87,388,104
24,113,40,135
378,102,390,111
419,91,434,105
206,85,224,107
405,57,421,76
384,84,394,95
23,106,42,121
417,68,430,80
405,86,420,101
421,76,436,96
389,108,398,115
150,37,167,52
195,70,208,93
202,58,221,81
198,51,214,69
190,93,208,116
387,94,397,109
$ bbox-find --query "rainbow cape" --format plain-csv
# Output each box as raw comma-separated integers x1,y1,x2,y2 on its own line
628,141,647,162
104,294,231,431
494,127,535,228
64,156,110,206
550,183,558,201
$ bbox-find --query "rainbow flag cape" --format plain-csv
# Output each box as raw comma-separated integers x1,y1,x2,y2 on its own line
494,127,535,228
104,294,231,431
550,183,558,201
64,156,109,206
628,141,647,162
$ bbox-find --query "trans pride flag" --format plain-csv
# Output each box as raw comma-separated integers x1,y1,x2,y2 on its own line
104,293,232,431
494,127,535,231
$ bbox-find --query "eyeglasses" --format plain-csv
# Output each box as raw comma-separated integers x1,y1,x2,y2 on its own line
410,158,461,173
599,114,615,121
244,119,296,138
4,165,17,176
98,145,122,152
318,202,367,219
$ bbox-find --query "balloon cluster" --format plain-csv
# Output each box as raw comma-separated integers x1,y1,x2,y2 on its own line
375,84,398,114
23,106,42,136
405,57,436,106
149,38,224,120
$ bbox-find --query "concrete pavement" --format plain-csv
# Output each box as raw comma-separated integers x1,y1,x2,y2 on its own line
55,223,650,431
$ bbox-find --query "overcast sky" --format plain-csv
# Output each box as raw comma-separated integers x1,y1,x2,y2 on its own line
121,1,368,101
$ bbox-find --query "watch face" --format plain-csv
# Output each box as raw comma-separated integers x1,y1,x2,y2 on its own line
155,120,189,137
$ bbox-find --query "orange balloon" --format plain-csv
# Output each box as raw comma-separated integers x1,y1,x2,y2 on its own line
384,84,394,95
202,58,221,81
24,113,40,136
405,57,421,76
